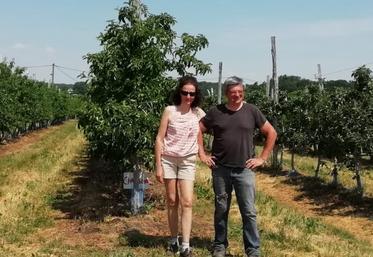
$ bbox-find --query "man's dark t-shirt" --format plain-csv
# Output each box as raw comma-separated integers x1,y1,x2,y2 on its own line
201,103,266,168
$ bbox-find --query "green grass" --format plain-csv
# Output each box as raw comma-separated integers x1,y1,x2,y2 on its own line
1,124,372,257
0,121,85,245
297,155,372,196
256,146,373,197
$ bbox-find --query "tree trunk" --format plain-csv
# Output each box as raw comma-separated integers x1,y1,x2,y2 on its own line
331,158,339,187
354,156,363,197
315,155,321,178
291,150,295,171
271,144,282,171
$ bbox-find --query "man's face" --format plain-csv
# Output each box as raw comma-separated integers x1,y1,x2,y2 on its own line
226,84,244,105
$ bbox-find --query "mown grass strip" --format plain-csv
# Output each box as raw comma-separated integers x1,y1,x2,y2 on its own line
0,121,85,245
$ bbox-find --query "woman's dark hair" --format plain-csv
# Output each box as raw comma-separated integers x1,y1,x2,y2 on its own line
172,75,202,108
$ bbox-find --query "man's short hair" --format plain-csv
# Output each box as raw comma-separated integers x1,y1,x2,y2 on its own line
223,76,244,93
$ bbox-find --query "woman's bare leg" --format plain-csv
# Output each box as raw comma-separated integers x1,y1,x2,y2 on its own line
165,179,179,237
178,179,194,245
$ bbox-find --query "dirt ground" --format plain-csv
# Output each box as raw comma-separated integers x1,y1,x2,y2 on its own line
34,159,214,251
1,129,372,250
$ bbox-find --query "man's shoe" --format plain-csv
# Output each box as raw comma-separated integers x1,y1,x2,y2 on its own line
212,248,225,257
180,247,192,257
167,242,179,254
246,249,259,257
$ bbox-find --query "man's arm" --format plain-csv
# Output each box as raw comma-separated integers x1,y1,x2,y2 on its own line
258,121,277,161
246,121,277,169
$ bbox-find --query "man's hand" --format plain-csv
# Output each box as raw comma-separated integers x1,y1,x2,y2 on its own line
246,157,266,169
201,155,216,168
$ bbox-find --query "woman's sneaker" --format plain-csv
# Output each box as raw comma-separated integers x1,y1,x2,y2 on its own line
212,248,226,257
180,247,192,257
167,242,179,254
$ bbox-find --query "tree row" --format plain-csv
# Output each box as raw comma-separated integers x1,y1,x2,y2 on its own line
0,61,84,143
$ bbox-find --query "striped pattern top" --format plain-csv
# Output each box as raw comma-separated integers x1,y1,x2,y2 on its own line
163,105,205,157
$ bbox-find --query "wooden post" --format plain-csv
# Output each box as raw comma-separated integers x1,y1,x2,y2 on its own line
51,63,55,88
271,36,279,104
271,36,280,170
132,0,141,17
266,75,270,98
217,62,223,104
130,0,145,214
317,64,324,91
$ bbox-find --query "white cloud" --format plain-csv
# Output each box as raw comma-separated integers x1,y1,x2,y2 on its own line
280,17,373,39
217,17,373,43
201,17,373,82
12,43,27,49
45,46,56,54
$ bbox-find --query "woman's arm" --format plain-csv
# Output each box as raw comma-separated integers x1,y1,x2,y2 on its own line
197,128,207,161
155,107,170,184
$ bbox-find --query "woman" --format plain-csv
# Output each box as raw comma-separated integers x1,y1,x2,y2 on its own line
155,75,206,257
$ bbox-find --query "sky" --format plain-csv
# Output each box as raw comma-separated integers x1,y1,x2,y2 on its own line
1,0,373,84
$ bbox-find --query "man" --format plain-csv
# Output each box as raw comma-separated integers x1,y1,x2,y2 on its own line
199,76,277,257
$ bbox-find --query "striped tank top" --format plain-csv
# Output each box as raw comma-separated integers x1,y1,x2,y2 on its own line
163,105,205,157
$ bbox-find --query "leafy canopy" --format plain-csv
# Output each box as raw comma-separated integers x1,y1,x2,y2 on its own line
79,1,211,169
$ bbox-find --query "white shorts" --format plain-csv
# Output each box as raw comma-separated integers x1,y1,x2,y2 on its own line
161,154,197,181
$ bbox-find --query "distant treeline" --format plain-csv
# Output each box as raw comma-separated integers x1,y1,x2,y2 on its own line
55,75,351,98
55,81,87,95
199,75,352,96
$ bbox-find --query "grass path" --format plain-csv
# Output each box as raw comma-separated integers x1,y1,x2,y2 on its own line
255,172,373,244
0,121,86,256
0,122,372,257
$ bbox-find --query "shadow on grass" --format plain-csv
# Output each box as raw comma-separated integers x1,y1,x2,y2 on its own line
119,228,212,250
258,167,373,220
50,151,163,221
119,228,225,256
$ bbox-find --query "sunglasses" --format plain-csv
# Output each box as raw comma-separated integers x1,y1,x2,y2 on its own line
180,90,196,97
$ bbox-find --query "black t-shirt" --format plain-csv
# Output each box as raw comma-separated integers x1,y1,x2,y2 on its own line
201,103,266,168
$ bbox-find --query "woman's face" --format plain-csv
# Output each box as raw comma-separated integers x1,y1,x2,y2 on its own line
180,83,196,106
